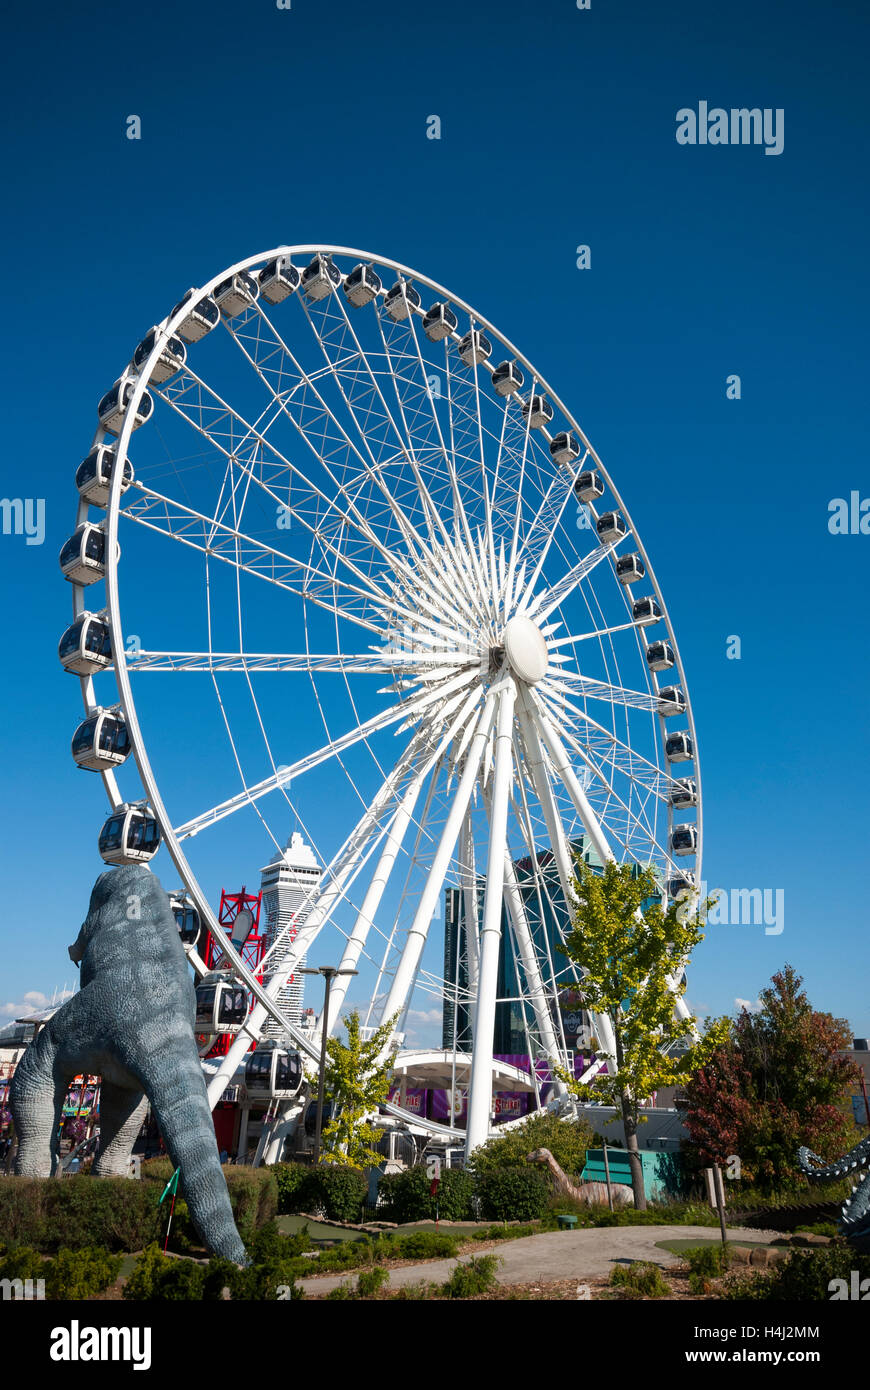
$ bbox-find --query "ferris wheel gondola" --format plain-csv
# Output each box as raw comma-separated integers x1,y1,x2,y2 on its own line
61,244,702,1158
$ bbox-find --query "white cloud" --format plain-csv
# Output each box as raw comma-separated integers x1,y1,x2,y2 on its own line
734,997,762,1014
403,1007,443,1049
0,989,74,1020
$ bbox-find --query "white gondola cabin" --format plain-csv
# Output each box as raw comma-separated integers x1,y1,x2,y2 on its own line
71,710,131,771
616,553,645,585
422,302,458,342
172,289,220,342
301,254,341,301
491,360,524,396
98,804,161,865
75,446,134,508
671,824,698,857
59,524,108,585
245,1045,304,1101
632,596,662,627
58,614,112,676
550,432,582,467
258,256,301,303
343,263,382,307
646,640,676,673
132,328,187,384
384,280,421,321
667,873,696,900
573,470,604,503
214,272,259,318
521,394,553,429
669,777,698,808
170,892,201,947
457,329,492,366
657,685,686,716
98,378,153,436
194,973,247,1033
596,511,627,544
665,730,694,761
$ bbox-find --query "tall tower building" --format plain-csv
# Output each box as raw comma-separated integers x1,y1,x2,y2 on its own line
259,831,322,1038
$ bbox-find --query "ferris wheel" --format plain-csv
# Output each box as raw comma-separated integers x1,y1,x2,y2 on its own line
59,245,701,1155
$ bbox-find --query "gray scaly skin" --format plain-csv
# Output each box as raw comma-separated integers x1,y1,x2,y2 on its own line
798,1136,870,1246
10,865,246,1264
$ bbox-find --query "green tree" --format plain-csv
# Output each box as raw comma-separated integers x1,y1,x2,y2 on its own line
557,858,728,1210
684,966,859,1194
469,1110,595,1179
320,1010,397,1169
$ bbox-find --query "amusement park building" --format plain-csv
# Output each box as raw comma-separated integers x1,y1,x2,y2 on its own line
258,832,322,1038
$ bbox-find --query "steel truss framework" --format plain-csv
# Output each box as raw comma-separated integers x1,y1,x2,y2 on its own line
65,246,701,1157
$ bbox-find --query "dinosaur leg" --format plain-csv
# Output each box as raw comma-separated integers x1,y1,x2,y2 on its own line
9,1027,67,1177
92,1083,148,1177
135,1052,246,1264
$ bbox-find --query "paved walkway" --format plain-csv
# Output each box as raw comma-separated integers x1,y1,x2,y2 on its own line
297,1224,781,1295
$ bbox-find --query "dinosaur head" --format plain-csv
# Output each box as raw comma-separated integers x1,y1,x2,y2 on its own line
72,864,166,958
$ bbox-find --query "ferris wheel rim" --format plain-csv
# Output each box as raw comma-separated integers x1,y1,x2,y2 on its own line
68,243,701,1140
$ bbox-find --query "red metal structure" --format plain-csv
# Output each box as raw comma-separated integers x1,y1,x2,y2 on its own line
200,887,266,1058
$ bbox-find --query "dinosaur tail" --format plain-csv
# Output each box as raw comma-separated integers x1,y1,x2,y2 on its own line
140,1048,246,1264
798,1136,870,1182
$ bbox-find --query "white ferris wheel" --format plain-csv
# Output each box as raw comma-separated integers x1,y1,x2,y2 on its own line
59,245,701,1156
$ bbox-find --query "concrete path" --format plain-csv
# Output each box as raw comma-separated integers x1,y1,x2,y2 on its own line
297,1224,781,1295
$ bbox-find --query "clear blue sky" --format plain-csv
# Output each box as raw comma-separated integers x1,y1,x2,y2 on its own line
1,0,867,1039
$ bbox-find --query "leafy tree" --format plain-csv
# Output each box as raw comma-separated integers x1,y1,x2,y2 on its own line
469,1110,595,1179
320,1010,397,1169
556,858,728,1210
684,966,858,1194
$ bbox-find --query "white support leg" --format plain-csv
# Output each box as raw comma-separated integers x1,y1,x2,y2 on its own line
378,691,498,1036
466,675,516,1158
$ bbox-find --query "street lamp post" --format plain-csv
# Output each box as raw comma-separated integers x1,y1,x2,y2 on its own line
300,966,358,1166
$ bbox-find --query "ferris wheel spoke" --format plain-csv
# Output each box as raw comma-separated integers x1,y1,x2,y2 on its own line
377,687,499,1040
122,484,390,626
157,364,417,597
174,675,461,841
521,540,618,623
324,682,484,1032
228,304,429,563
534,683,678,803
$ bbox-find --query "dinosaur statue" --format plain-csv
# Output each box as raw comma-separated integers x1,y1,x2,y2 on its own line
798,1136,870,1247
11,864,246,1264
527,1146,633,1207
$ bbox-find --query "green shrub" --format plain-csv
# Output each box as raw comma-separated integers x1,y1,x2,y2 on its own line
470,1223,538,1242
247,1219,311,1263
124,1246,209,1301
683,1243,731,1294
394,1231,458,1260
0,1245,44,1283
357,1266,390,1297
609,1262,669,1298
45,1247,122,1300
725,1245,870,1302
440,1254,501,1298
308,1165,368,1223
233,1257,305,1300
325,1282,354,1300
376,1165,475,1223
469,1112,594,1179
273,1162,311,1214
477,1169,549,1223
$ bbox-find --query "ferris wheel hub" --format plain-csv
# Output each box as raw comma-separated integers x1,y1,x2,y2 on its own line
502,615,549,685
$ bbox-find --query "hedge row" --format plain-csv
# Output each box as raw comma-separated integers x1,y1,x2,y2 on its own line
0,1161,277,1254
273,1163,369,1223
